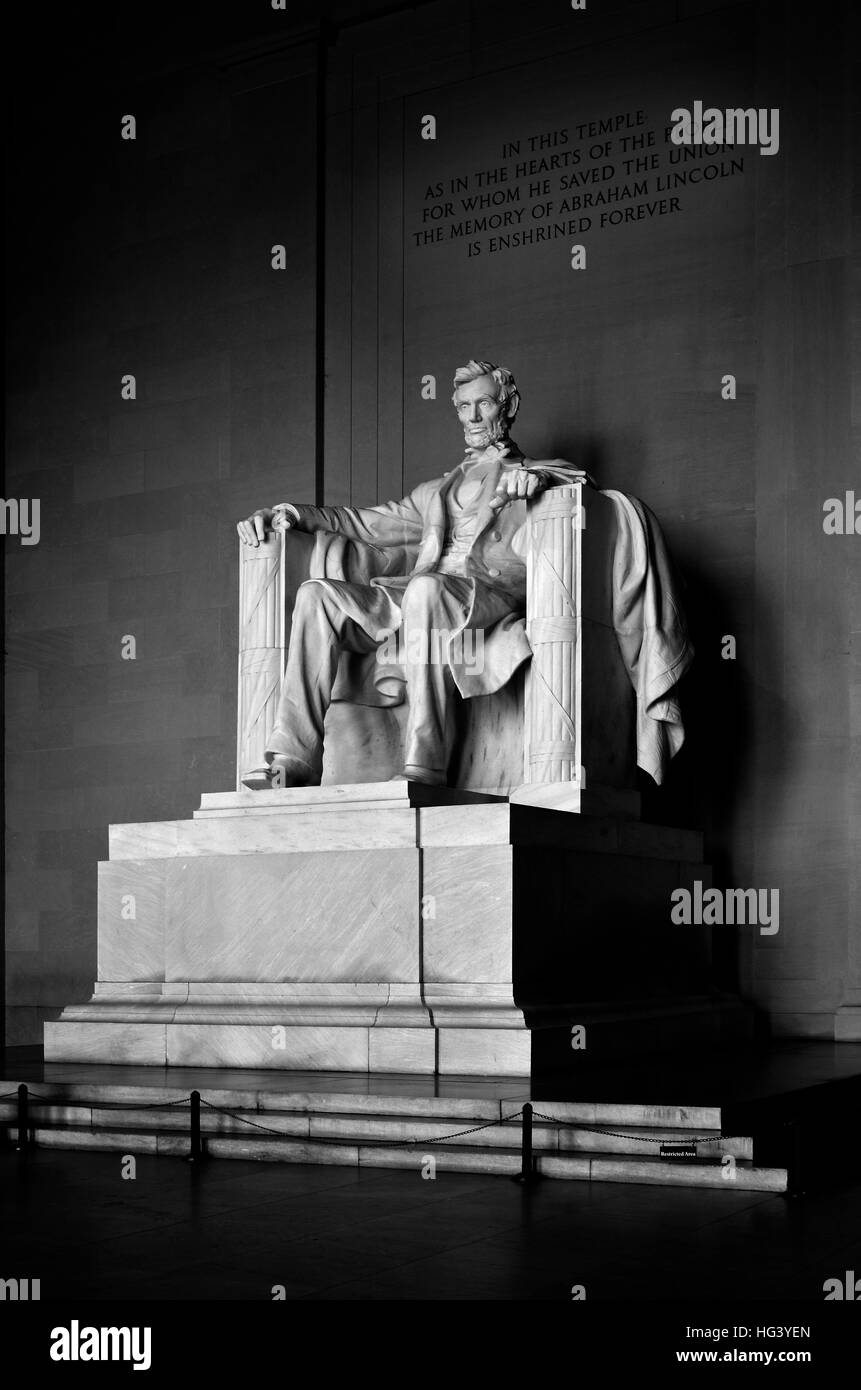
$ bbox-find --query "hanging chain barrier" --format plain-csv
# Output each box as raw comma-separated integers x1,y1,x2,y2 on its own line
4,1084,761,1180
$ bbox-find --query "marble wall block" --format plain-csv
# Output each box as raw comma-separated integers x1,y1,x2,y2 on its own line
513,848,713,1010
163,848,420,984
165,1023,370,1072
368,1027,437,1073
437,1028,532,1077
43,1020,168,1066
97,860,166,982
422,846,513,986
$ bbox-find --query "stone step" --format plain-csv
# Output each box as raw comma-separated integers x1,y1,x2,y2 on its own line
106,800,704,861
0,1121,783,1191
0,1099,752,1157
0,1081,722,1129
108,809,418,858
420,804,704,860
199,783,505,815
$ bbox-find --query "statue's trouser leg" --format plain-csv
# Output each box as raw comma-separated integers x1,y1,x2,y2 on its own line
266,578,391,779
399,574,472,780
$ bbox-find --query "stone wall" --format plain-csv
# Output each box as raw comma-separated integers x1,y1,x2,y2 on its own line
4,9,318,1044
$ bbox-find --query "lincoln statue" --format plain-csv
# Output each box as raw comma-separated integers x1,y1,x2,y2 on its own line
236,360,588,788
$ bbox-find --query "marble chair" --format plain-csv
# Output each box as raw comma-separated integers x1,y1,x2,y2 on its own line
237,480,638,813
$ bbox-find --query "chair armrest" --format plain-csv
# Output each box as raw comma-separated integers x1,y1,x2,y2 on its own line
523,481,585,787
236,529,315,790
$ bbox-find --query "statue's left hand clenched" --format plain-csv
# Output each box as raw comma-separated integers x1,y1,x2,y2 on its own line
493,467,544,504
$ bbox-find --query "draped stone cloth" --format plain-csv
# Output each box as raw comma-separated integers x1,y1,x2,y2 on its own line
268,453,693,784
599,490,694,784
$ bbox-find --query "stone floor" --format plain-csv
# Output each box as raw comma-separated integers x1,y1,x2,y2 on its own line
2,1144,859,1300
4,1042,860,1300
10,1038,861,1104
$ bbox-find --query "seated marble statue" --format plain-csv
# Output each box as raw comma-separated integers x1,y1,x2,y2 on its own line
237,359,589,788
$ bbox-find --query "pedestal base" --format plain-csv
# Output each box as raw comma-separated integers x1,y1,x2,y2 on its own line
46,784,746,1077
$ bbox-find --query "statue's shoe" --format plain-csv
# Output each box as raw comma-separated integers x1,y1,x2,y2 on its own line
241,765,273,791
241,755,319,790
400,765,447,786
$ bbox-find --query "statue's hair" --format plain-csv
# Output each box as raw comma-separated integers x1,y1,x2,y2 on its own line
451,359,520,422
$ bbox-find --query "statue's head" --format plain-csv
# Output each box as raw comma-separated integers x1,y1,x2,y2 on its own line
452,359,520,452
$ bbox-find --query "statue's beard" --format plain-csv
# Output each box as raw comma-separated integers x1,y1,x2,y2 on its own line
462,415,509,453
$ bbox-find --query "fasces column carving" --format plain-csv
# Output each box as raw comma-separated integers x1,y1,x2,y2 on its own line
523,481,583,788
236,533,286,791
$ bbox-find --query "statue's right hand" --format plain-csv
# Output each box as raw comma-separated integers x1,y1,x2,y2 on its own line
237,508,274,548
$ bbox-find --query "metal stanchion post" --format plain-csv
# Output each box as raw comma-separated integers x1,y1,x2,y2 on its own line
16,1084,29,1153
512,1102,537,1184
188,1090,202,1163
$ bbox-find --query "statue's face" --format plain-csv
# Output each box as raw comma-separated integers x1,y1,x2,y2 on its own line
453,374,508,451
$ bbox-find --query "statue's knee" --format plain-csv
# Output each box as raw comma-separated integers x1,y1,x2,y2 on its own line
402,574,441,616
294,579,327,609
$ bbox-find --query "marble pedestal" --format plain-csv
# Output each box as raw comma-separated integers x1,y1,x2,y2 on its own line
45,783,747,1076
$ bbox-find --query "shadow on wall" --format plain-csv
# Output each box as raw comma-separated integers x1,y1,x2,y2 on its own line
647,548,793,1001
542,431,795,997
